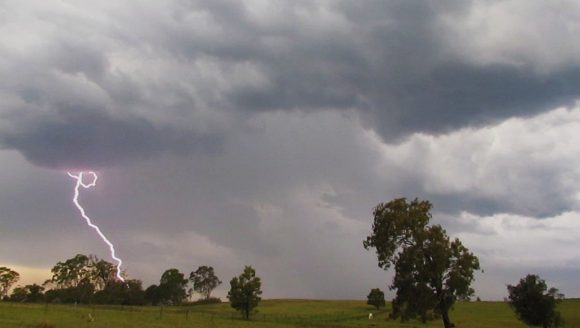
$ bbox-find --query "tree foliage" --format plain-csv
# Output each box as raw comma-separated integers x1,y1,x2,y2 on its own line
50,254,92,289
9,284,45,303
190,266,222,300
0,254,208,306
90,255,117,291
367,288,386,310
228,266,262,320
363,198,480,328
507,274,564,328
157,269,188,305
39,254,143,304
0,266,20,299
49,254,122,291
8,286,27,302
93,279,146,305
144,284,161,305
45,278,95,304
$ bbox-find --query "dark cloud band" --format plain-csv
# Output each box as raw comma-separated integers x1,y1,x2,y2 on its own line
1,0,580,167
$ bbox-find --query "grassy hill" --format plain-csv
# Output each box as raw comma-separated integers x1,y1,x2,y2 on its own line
1,299,579,327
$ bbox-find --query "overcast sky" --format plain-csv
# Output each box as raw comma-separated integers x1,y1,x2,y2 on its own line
2,0,580,300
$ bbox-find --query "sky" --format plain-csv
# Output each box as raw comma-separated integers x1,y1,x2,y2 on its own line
2,0,580,301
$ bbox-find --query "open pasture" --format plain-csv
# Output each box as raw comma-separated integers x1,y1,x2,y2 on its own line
1,299,580,328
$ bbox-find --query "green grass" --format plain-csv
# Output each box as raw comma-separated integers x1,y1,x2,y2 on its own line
1,299,579,327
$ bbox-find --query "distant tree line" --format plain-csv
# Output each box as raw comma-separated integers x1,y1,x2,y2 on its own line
1,257,262,319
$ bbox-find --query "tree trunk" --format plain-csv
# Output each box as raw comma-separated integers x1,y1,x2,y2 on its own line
442,309,452,328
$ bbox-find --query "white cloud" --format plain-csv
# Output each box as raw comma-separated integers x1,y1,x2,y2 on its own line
448,210,580,299
455,211,580,268
372,104,580,216
440,0,580,72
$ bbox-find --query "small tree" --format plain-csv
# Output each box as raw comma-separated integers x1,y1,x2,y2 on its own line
9,284,45,303
144,284,161,305
0,267,20,299
367,288,386,310
364,198,480,328
9,286,27,302
190,266,222,299
507,274,563,328
228,266,262,320
158,269,188,305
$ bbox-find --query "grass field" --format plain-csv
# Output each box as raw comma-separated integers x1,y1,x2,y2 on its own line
1,299,579,327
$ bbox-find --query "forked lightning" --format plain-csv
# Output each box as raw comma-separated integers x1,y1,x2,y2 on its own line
68,171,125,282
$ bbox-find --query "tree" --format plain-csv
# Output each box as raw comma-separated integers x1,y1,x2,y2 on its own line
158,269,188,305
46,254,98,304
228,266,262,320
144,270,189,305
507,274,564,328
144,284,162,305
89,255,117,291
367,288,386,310
363,198,480,328
9,284,45,303
190,266,222,300
50,254,91,288
93,279,145,305
121,280,147,305
26,284,45,303
9,286,27,302
50,254,120,290
0,267,20,299
45,254,127,304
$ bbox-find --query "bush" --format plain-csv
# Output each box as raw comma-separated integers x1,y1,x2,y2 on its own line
507,274,564,328
187,297,222,306
367,288,386,310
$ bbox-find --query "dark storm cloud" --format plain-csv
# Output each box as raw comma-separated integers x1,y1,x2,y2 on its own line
0,107,221,169
2,0,580,168
162,0,580,137
367,64,580,139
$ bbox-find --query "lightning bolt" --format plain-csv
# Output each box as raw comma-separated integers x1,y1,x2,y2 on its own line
68,171,125,282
